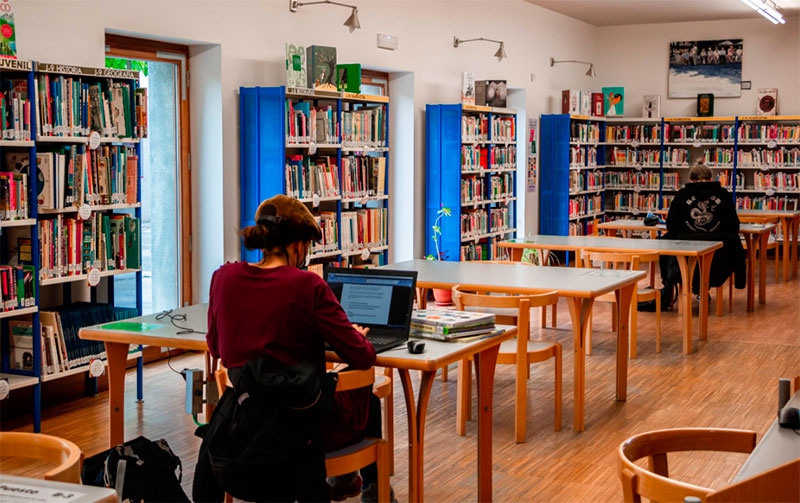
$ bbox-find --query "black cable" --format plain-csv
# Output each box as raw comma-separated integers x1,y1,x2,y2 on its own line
156,309,207,336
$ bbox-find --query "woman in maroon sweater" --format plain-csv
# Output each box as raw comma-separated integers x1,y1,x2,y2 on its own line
204,194,382,502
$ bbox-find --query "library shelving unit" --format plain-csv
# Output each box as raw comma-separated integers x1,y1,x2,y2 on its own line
0,60,145,431
734,115,800,212
603,118,663,220
239,86,390,268
425,103,518,261
662,116,737,211
539,113,604,236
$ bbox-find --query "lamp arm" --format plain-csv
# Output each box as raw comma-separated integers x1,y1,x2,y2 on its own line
551,58,592,66
456,37,503,45
297,0,357,9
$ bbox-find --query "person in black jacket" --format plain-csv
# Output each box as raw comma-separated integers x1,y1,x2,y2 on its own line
660,161,746,306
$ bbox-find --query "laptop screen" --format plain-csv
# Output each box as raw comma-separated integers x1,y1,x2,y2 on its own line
324,268,417,331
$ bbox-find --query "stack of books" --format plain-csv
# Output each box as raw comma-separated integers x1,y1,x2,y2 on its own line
410,310,496,341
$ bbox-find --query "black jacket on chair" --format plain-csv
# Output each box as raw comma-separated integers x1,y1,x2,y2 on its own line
663,181,746,290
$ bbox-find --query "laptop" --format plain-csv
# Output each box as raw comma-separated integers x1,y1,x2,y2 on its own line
324,267,418,353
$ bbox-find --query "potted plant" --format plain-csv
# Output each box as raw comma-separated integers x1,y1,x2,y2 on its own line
426,206,453,306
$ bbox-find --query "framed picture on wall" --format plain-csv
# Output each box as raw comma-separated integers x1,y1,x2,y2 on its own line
668,39,743,98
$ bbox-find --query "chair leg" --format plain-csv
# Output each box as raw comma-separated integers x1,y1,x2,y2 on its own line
515,354,527,444
715,284,724,317
551,303,557,328
456,359,471,436
540,305,547,328
554,344,562,431
440,364,448,381
585,315,593,356
655,294,661,353
383,369,394,475
728,276,733,313
376,440,391,503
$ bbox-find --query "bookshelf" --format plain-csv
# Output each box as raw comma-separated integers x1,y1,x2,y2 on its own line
0,60,145,432
239,86,390,268
603,118,663,220
733,115,800,212
539,114,605,236
425,104,518,261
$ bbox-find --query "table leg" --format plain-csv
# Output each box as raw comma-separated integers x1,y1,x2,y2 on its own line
744,234,756,312
566,297,595,432
697,251,713,342
396,368,436,503
674,256,696,354
509,247,523,262
416,287,428,309
758,231,768,305
790,216,799,279
105,341,128,448
613,283,634,402
474,345,501,503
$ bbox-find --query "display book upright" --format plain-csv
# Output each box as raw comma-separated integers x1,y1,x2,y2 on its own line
425,103,518,261
0,59,145,432
239,86,390,270
539,114,605,237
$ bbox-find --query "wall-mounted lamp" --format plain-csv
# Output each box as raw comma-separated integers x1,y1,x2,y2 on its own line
453,36,507,62
289,0,361,32
550,57,596,77
741,0,785,24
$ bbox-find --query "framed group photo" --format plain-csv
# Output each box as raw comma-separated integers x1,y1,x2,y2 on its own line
668,39,743,98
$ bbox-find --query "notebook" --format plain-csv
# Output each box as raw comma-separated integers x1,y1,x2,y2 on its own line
324,267,418,353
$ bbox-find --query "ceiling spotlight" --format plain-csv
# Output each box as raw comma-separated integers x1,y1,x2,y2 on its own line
550,57,597,78
289,0,362,32
454,36,507,62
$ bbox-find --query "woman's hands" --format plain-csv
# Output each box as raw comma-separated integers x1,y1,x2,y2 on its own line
352,324,370,337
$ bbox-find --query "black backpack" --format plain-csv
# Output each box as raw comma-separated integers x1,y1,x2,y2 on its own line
83,436,189,502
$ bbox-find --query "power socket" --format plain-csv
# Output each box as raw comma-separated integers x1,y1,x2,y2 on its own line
181,368,204,415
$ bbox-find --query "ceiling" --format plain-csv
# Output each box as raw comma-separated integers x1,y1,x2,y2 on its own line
522,0,800,27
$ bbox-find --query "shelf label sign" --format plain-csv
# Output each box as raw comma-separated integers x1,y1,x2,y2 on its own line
78,204,92,220
87,268,101,287
312,193,320,208
767,140,777,149
765,188,776,196
0,378,8,400
360,248,370,260
630,140,640,148
89,131,101,150
89,359,105,377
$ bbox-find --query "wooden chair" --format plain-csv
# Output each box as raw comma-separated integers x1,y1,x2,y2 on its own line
618,428,757,503
0,431,84,483
740,214,782,283
452,285,562,443
215,364,391,502
579,250,661,358
704,458,800,502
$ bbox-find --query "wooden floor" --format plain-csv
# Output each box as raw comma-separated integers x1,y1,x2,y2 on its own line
2,261,799,502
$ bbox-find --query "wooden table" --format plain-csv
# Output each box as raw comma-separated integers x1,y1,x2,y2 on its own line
331,327,515,503
79,303,514,503
498,235,722,354
599,220,775,312
79,304,209,448
0,475,119,502
738,209,800,282
382,259,645,436
734,390,800,483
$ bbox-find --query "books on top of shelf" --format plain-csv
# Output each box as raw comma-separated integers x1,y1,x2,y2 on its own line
757,88,777,116
462,72,475,106
336,63,361,94
603,87,625,117
285,42,307,88
307,45,337,91
562,90,580,115
476,80,507,108
643,95,661,119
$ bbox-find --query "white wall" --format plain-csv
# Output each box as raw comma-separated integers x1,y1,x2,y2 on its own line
596,17,800,117
11,1,798,301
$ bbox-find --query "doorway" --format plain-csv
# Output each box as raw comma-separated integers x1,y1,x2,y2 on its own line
105,35,192,313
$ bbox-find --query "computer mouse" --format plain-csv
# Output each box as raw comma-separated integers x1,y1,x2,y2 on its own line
407,340,426,354
778,406,800,429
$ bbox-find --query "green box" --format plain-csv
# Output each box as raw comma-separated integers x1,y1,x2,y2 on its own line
336,63,361,94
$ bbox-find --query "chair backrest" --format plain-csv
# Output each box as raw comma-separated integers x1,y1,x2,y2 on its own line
704,458,800,502
0,431,84,483
333,367,376,392
618,428,757,502
452,284,559,340
580,249,659,288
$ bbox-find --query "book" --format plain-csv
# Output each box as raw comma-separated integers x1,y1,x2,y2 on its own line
0,0,17,59
411,309,496,329
642,94,661,119
561,90,580,114
476,80,507,108
35,151,53,210
410,325,496,341
602,87,625,117
285,42,307,88
336,63,361,94
591,92,604,117
696,93,714,117
580,91,591,116
306,45,337,91
757,88,777,116
461,72,475,106
125,215,141,269
9,319,34,370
